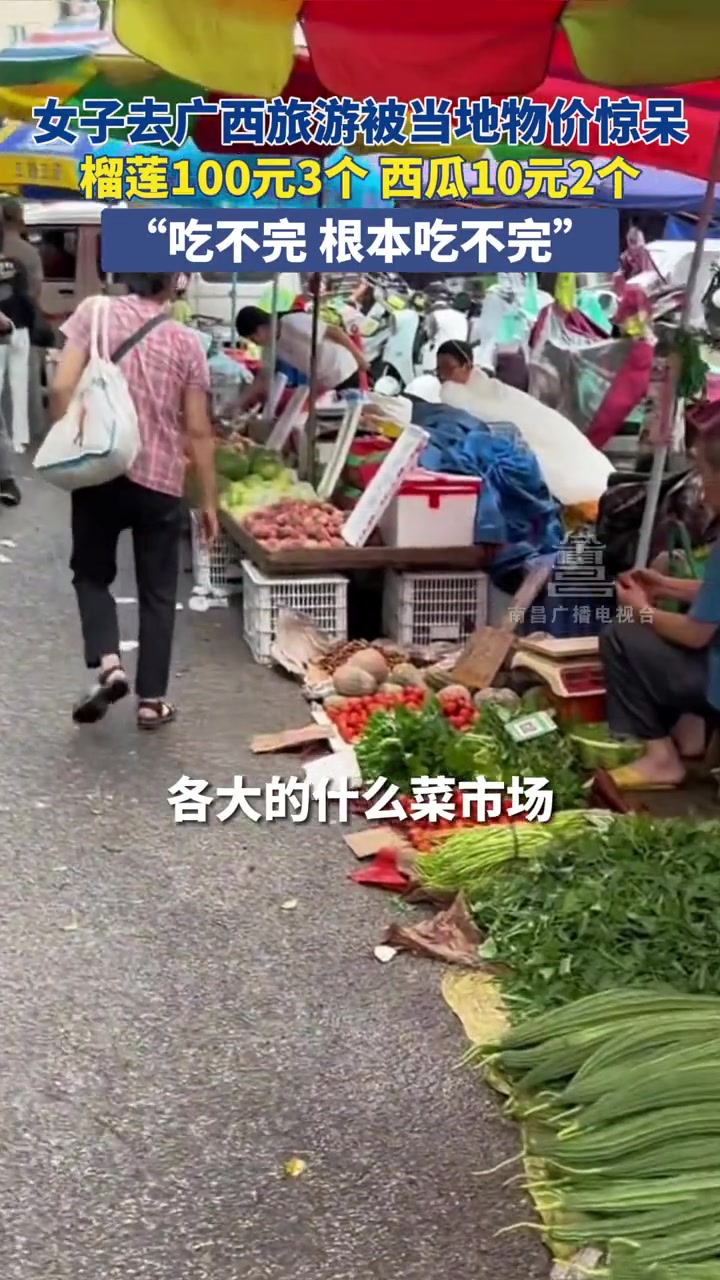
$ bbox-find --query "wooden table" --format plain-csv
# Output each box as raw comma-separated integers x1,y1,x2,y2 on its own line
220,511,498,576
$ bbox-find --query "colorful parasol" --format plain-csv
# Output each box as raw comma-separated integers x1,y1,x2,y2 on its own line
109,0,720,100
1,3,720,176
110,0,720,182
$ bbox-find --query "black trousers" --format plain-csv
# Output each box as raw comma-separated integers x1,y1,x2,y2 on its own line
600,620,710,741
70,476,182,700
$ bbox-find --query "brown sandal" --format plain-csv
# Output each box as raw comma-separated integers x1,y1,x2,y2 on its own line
137,700,176,731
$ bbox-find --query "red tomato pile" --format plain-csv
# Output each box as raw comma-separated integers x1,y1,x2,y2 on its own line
437,692,477,732
395,794,516,852
326,686,426,743
326,686,480,744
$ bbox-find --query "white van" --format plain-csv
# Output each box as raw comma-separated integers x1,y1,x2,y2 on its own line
21,200,302,329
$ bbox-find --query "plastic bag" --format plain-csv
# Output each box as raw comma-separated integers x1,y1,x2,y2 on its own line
440,368,612,507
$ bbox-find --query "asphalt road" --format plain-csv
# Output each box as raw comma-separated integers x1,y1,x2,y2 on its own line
0,468,548,1280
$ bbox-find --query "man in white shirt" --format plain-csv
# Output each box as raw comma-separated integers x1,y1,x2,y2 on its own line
234,304,367,410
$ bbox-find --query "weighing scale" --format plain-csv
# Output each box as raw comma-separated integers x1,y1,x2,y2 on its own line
511,636,605,700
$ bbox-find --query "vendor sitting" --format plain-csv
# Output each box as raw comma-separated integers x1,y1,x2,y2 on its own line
600,426,720,790
233,304,368,411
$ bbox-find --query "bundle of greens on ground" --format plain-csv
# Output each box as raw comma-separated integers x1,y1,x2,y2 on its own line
354,699,586,805
469,815,720,1014
469,704,586,810
419,810,614,899
354,701,478,792
472,990,720,1279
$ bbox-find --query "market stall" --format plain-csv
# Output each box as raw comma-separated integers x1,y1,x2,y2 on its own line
14,10,720,1275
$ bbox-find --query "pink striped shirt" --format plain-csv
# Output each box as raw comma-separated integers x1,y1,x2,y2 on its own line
62,295,210,497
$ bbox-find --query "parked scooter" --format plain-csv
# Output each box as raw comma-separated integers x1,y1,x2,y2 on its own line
336,275,426,391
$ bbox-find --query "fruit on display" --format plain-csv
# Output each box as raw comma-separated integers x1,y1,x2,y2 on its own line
332,665,378,697
217,443,318,521
323,695,348,713
243,500,346,550
325,685,482,744
436,689,477,731
316,641,412,677
326,686,427,743
390,663,427,688
473,687,521,711
437,685,473,706
346,649,389,684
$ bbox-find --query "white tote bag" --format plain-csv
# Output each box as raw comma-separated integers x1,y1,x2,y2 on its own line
34,296,166,492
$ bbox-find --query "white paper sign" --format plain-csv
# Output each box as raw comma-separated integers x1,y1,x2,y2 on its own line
340,423,430,548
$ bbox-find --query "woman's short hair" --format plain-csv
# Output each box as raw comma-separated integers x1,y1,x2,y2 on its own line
118,272,174,298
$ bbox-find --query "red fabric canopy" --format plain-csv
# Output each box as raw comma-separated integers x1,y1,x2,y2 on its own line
192,42,720,181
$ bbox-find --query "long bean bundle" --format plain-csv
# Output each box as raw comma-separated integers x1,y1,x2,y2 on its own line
418,809,613,898
475,991,720,1277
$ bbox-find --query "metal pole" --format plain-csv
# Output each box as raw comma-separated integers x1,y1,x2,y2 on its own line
230,272,238,346
634,121,720,568
299,172,325,484
267,274,279,375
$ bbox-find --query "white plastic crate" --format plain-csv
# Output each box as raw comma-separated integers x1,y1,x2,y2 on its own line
241,561,348,664
190,511,242,597
382,569,488,647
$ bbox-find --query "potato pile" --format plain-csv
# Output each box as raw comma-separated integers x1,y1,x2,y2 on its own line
243,500,346,550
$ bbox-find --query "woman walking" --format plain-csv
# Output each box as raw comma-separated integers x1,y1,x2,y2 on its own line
50,273,218,729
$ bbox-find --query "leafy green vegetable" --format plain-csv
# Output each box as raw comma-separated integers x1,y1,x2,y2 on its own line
473,815,720,1017
471,704,585,809
354,701,477,792
354,698,585,805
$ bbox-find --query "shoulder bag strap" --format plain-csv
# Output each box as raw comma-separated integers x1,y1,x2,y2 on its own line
111,312,168,365
90,295,104,360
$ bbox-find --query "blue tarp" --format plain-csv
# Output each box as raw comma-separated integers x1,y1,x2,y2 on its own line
409,401,564,578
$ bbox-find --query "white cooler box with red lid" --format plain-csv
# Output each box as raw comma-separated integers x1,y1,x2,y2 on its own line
379,470,482,548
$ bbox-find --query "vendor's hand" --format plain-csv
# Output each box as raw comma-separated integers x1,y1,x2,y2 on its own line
201,506,219,544
629,567,669,601
616,576,651,616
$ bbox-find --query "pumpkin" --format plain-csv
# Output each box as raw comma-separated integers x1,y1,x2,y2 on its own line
333,664,377,697
437,684,472,706
346,648,389,684
390,663,426,688
378,682,404,696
